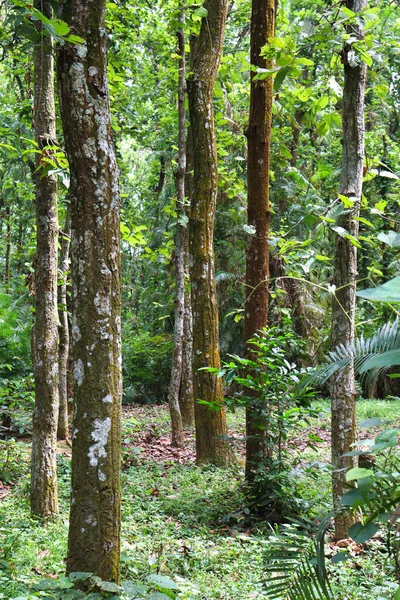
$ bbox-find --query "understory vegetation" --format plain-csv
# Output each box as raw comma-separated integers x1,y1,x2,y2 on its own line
1,399,399,599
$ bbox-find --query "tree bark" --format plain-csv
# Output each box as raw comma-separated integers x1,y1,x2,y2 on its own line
244,0,276,483
5,204,11,293
30,0,59,519
57,0,122,581
188,0,232,466
167,7,186,448
180,125,195,429
330,0,367,541
58,208,71,441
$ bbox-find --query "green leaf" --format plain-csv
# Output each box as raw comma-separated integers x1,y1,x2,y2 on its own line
394,585,400,600
357,277,400,303
49,18,70,36
100,581,123,592
346,467,374,482
360,350,400,372
348,521,377,543
194,7,208,18
147,574,179,590
69,572,93,582
377,231,400,247
274,66,290,91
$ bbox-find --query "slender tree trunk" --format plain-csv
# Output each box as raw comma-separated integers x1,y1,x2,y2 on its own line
180,126,195,429
30,0,59,518
167,7,186,448
58,208,71,441
5,205,11,292
188,0,232,466
58,0,122,581
244,0,276,483
330,0,367,541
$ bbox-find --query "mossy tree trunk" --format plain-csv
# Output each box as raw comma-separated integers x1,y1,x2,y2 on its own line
58,208,71,441
244,0,276,483
187,0,232,466
57,0,122,581
330,0,367,541
30,0,59,519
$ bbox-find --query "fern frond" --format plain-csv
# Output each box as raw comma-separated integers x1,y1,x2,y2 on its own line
263,516,333,600
299,319,400,391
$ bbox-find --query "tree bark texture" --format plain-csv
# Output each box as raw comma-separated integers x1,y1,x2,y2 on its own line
57,0,122,581
187,0,232,466
30,0,59,519
5,205,11,292
244,0,276,483
180,125,195,429
330,0,367,541
168,8,186,448
58,208,71,440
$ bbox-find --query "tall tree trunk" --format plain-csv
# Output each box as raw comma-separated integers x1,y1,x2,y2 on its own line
187,0,232,466
180,126,195,429
244,0,276,483
330,0,367,541
167,7,186,448
5,205,11,292
57,0,122,581
30,0,59,518
58,208,71,441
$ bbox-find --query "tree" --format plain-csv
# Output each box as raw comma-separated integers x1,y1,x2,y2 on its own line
57,0,122,581
330,0,367,540
243,0,276,483
30,0,59,519
57,207,71,441
187,0,232,466
167,6,186,448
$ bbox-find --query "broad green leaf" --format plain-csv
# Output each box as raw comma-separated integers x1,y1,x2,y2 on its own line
348,521,377,543
346,467,373,481
194,7,208,17
357,277,400,303
147,574,179,590
100,581,123,592
360,350,400,372
377,231,400,247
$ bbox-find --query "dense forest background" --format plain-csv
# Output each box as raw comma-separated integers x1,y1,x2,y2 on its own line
0,0,400,598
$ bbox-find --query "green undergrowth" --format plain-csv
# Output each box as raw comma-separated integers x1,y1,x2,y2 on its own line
0,398,399,599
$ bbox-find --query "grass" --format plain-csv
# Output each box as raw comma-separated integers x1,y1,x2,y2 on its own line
0,397,399,599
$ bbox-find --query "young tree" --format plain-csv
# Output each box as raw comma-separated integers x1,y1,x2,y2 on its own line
330,0,367,540
187,0,232,465
167,6,186,448
244,0,276,483
58,208,71,441
57,0,122,581
30,0,59,518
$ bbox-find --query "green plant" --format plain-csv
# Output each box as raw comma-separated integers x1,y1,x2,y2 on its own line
0,375,35,436
214,322,319,519
122,332,173,404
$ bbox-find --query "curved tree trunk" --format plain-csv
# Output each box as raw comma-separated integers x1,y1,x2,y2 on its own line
58,208,71,441
30,0,59,519
330,0,367,541
187,0,232,466
244,0,276,483
58,0,122,581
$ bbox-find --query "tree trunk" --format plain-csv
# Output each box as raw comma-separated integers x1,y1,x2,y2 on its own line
5,205,11,292
187,0,232,466
180,126,195,429
58,208,71,441
167,7,186,448
57,0,122,581
330,0,367,541
30,0,59,519
244,0,276,483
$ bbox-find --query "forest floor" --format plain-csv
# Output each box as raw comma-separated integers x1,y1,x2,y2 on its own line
0,398,399,599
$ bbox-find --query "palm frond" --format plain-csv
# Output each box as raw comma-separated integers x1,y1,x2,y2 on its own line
263,516,334,600
299,319,400,391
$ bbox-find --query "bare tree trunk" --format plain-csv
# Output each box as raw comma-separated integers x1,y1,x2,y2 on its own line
30,0,59,519
180,126,195,429
188,0,233,466
244,0,276,483
330,0,367,541
58,0,122,582
167,7,186,448
5,205,11,292
58,208,71,441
